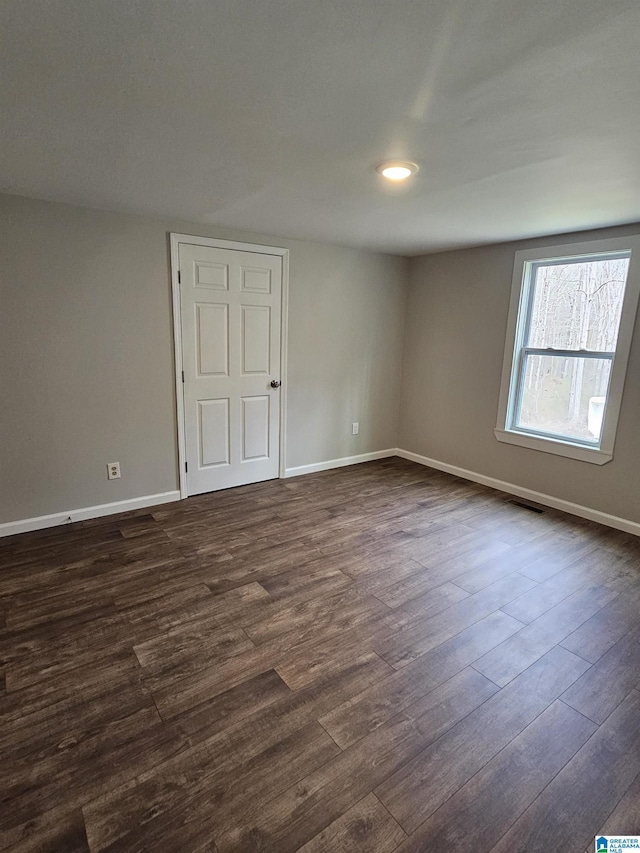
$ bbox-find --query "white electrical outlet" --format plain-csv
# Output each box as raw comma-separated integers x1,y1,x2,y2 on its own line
107,462,121,480
352,422,359,435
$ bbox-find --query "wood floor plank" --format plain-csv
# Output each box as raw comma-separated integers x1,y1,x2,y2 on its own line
399,534,512,591
194,649,395,754
515,539,601,583
242,588,388,646
451,531,581,594
318,610,522,749
3,610,135,692
561,628,640,724
97,723,340,853
148,643,282,716
297,792,406,853
348,558,436,601
592,770,640,837
387,525,488,569
0,679,157,769
452,547,541,594
134,615,253,661
115,583,215,638
1,458,639,851
1,704,183,833
374,572,536,669
489,689,640,853
177,651,395,758
259,561,352,601
216,666,498,853
374,573,469,610
0,806,90,853
276,644,393,693
375,646,591,833
464,506,552,546
0,647,143,730
395,699,596,853
472,583,617,686
500,554,618,624
172,668,291,739
561,582,640,662
83,721,339,853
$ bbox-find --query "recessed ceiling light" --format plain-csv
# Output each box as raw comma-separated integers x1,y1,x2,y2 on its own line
376,161,418,181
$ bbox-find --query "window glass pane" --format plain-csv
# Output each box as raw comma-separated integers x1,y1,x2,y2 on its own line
527,256,629,351
515,355,612,444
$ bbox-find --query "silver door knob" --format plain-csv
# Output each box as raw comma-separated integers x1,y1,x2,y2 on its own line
270,380,281,388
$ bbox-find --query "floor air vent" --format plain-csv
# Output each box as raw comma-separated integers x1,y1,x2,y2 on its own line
507,499,545,514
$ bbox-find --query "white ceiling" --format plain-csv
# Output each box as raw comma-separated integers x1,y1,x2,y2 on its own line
2,0,639,255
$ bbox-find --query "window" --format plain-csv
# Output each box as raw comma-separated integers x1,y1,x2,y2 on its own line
496,236,640,464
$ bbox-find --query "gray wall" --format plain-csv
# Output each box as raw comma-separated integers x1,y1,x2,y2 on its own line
4,191,637,529
399,223,640,524
0,194,407,524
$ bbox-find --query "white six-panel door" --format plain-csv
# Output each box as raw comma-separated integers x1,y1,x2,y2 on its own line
178,242,282,495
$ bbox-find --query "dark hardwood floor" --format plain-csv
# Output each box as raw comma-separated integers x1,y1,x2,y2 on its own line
1,457,640,852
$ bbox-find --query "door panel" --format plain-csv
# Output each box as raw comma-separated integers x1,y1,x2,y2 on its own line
196,304,229,376
195,261,229,290
198,398,230,467
242,305,271,374
241,265,272,293
242,395,270,461
179,243,282,495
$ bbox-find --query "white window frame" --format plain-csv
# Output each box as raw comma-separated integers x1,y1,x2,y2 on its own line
495,234,640,465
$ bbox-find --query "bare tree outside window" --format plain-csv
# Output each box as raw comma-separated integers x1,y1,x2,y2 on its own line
514,256,630,443
497,237,640,465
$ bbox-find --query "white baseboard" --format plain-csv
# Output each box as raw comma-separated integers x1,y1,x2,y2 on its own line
5,450,638,540
396,448,640,537
0,491,181,539
284,448,396,478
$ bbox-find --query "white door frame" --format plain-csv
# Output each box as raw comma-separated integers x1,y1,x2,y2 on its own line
170,233,289,499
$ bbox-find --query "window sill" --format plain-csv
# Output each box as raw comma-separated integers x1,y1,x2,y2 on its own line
494,428,613,465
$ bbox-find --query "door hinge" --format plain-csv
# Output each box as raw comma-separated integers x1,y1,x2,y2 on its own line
181,370,185,383
185,461,188,473
178,270,181,284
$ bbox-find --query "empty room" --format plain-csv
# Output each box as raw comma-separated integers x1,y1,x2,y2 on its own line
2,1,640,852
